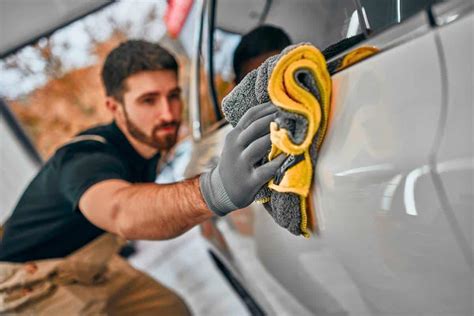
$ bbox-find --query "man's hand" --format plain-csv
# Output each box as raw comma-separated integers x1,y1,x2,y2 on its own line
200,102,286,216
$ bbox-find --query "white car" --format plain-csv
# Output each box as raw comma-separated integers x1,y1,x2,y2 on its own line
184,0,473,315
1,0,471,315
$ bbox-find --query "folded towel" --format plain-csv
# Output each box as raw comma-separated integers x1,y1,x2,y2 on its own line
222,43,331,237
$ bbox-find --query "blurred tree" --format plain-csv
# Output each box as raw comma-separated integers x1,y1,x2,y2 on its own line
2,1,180,159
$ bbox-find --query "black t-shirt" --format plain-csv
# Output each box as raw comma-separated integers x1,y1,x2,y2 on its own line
0,122,160,262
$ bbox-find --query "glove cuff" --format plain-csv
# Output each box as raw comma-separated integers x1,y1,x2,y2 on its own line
199,167,238,216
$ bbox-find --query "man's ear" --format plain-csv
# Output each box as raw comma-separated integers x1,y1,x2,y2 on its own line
105,96,120,114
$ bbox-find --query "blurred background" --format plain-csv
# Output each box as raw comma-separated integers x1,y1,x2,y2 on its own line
0,0,240,159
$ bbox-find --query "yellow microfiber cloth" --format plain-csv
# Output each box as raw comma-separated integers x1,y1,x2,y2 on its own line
221,43,331,237
266,44,331,237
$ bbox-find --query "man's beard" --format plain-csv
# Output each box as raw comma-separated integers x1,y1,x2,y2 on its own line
123,110,180,151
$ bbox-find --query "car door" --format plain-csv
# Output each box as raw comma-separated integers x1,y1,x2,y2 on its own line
314,3,473,314
185,0,473,315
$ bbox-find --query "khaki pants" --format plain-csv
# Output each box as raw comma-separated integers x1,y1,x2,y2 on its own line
0,234,190,315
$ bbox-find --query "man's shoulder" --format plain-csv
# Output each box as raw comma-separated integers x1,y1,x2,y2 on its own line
77,122,114,138
58,122,116,154
54,124,121,166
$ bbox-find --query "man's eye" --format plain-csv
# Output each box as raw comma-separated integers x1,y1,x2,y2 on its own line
169,93,180,100
143,98,155,105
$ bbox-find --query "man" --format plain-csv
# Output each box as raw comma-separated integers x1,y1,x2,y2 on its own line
0,40,284,315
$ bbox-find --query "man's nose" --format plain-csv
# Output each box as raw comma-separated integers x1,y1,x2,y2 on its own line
157,97,174,122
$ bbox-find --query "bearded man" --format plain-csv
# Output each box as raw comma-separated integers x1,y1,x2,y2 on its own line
0,40,284,315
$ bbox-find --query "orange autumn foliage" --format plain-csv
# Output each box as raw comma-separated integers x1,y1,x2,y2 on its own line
9,35,127,159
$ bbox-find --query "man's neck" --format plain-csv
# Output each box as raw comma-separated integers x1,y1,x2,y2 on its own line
116,122,159,159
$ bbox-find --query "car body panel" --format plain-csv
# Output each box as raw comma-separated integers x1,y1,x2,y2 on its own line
186,2,473,314
433,12,474,260
314,18,472,315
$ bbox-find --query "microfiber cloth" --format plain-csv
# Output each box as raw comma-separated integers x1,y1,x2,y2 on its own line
222,43,331,237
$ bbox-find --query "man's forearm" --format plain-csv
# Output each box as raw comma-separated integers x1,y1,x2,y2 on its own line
113,176,213,240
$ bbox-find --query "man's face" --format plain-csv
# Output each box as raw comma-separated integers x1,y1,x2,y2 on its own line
118,70,182,151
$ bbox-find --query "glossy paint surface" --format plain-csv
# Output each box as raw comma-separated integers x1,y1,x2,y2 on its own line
314,20,471,314
433,13,473,271
186,10,473,315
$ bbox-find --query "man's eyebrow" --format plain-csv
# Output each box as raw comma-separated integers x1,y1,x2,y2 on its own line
169,87,182,94
137,92,160,101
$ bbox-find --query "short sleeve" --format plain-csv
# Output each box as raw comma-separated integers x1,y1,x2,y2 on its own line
58,149,129,212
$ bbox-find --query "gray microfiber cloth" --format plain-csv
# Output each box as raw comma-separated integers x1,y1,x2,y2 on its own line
221,43,327,236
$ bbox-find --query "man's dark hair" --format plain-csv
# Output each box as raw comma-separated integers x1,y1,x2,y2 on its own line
233,25,291,83
101,40,178,101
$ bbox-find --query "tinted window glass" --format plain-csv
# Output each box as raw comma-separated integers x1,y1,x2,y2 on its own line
360,0,441,32
199,28,241,131
202,0,442,127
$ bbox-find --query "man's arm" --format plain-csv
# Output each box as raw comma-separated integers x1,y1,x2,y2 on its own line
79,102,284,241
79,177,212,240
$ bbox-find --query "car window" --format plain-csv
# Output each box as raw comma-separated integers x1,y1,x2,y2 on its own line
199,27,241,131
195,0,443,135
359,0,442,33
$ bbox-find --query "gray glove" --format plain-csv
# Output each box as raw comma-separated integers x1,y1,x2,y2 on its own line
200,102,286,216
